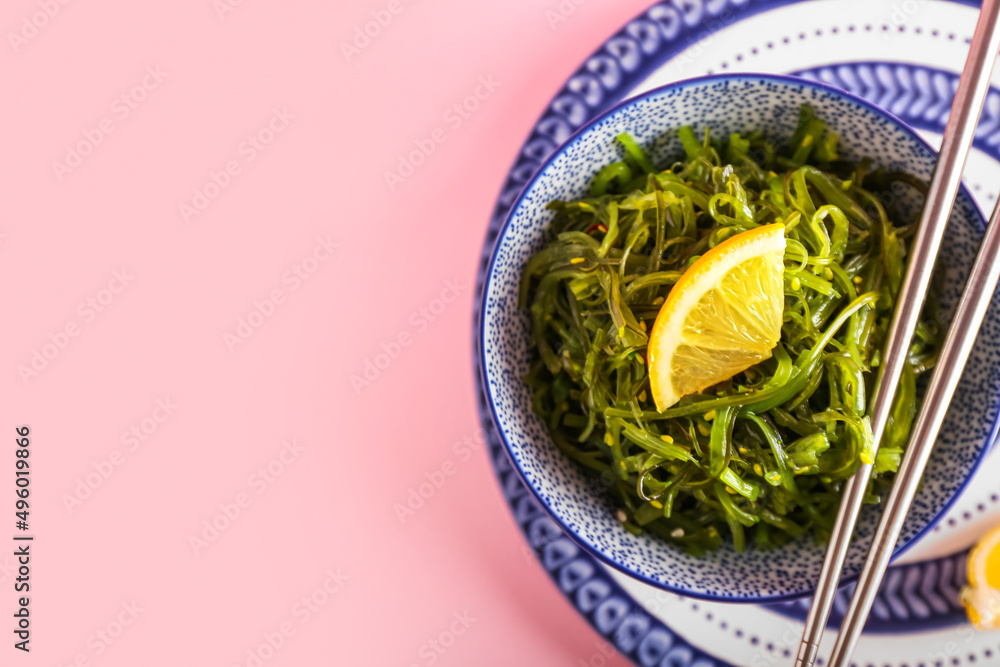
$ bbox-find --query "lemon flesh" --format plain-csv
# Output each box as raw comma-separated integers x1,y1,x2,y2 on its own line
962,523,1000,630
648,224,786,411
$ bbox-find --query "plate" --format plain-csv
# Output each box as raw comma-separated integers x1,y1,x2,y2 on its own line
474,0,1000,664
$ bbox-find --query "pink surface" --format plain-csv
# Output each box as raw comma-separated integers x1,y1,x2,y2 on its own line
2,0,653,664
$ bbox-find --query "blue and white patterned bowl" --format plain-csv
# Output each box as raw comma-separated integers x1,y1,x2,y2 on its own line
478,73,998,602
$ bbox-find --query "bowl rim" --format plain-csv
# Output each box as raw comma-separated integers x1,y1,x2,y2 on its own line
477,71,996,602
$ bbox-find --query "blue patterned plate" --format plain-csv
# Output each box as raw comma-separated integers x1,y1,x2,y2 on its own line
480,73,993,601
475,1,1000,664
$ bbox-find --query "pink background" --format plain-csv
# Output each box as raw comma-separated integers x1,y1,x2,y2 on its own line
1,0,657,664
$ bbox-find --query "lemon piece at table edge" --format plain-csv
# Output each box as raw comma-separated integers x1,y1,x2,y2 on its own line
962,522,1000,630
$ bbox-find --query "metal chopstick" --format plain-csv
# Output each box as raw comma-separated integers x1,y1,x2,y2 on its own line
827,165,1000,667
793,3,1000,665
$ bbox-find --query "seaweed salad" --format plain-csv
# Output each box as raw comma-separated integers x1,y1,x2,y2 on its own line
520,106,941,554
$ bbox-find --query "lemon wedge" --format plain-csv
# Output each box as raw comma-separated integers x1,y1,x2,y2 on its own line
961,523,1000,630
647,223,786,411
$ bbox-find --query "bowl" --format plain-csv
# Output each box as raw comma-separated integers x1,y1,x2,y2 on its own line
477,73,998,602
